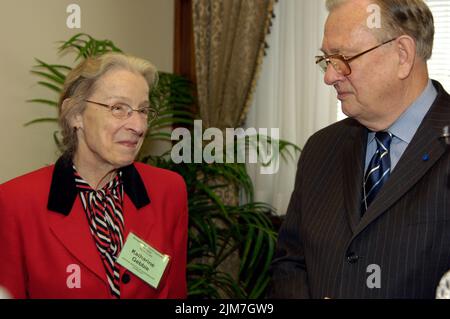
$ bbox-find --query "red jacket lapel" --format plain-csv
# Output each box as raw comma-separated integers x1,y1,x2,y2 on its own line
48,197,107,285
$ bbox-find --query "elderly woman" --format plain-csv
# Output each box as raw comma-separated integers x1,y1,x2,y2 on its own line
0,53,188,299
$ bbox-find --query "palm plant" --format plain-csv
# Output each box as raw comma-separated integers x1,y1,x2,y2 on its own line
28,33,299,298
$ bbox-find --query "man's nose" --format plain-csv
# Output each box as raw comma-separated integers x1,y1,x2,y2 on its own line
324,63,346,86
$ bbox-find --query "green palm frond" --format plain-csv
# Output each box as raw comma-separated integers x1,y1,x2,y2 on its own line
26,99,58,107
58,33,122,59
24,117,58,126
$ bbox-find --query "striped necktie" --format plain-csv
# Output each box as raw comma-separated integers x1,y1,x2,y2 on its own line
74,167,125,298
362,131,393,213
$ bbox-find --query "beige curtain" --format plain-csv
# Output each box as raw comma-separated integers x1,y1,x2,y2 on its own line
193,0,276,129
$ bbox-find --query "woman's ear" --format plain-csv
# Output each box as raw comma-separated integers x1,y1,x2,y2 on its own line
63,98,83,130
396,35,416,80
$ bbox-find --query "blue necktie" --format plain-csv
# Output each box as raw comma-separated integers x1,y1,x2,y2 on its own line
362,131,393,213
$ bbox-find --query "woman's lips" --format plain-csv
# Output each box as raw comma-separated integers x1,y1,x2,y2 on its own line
118,141,138,148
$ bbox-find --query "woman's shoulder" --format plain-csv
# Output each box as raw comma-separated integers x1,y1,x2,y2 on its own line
132,162,186,188
0,165,54,194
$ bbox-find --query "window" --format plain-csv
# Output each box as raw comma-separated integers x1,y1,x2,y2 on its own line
337,0,450,120
427,0,450,91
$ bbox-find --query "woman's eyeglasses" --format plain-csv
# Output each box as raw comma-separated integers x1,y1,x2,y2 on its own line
84,100,158,121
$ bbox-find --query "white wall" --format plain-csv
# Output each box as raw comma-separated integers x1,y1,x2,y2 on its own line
0,0,174,183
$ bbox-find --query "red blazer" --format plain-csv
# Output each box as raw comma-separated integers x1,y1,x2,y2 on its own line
0,157,188,299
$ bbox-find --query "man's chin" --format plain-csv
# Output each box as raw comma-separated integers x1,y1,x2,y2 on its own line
340,103,354,118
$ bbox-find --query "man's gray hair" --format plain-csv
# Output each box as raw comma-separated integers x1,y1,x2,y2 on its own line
325,0,434,61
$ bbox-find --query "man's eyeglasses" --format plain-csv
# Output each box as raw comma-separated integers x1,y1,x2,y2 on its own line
315,38,397,76
84,100,158,121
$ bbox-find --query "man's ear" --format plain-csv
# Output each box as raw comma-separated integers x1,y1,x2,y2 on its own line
62,98,83,130
396,35,417,80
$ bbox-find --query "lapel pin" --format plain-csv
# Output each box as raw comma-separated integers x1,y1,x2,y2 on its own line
441,126,450,145
422,154,430,162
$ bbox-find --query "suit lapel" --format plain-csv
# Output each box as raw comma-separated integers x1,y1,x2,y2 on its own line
49,198,107,284
119,193,156,281
342,121,367,233
353,81,450,237
122,194,156,244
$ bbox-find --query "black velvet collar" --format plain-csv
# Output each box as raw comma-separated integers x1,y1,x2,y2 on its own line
47,156,150,216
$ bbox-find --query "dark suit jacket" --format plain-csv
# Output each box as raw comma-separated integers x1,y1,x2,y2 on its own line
0,157,188,299
269,80,450,299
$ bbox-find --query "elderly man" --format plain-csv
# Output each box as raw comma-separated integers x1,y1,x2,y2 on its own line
269,0,450,298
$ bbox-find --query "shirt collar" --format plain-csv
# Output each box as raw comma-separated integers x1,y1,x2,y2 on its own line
73,165,123,192
368,79,438,144
47,156,151,216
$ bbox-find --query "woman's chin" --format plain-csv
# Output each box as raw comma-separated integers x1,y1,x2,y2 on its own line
111,155,136,168
107,145,142,168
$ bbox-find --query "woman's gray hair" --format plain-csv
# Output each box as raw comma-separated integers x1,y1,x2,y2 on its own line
58,52,158,159
325,0,434,61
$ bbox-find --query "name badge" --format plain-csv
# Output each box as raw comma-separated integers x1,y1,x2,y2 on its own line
117,232,170,289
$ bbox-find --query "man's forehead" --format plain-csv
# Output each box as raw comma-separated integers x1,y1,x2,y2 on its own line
322,5,376,53
325,3,368,32
322,25,372,53
325,0,374,31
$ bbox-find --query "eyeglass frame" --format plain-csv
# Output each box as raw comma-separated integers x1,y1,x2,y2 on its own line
84,99,158,121
315,38,397,76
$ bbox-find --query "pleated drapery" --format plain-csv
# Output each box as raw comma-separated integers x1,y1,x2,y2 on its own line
193,0,276,129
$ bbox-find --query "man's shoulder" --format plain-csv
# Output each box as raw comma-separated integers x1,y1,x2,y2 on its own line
307,117,360,145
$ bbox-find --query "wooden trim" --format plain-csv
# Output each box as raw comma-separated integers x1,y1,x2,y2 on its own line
174,0,196,84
